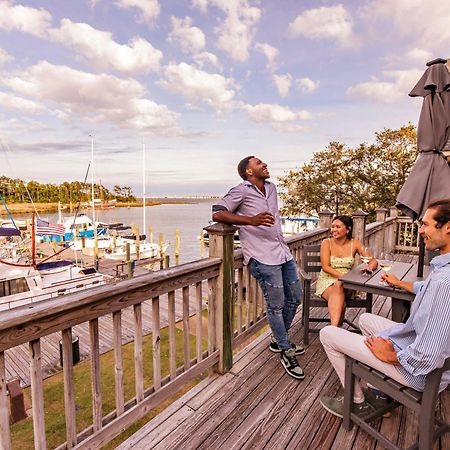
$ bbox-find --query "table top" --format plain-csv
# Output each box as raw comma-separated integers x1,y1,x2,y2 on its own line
339,261,430,301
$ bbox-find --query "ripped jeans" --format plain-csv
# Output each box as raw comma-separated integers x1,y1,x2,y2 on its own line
248,258,303,350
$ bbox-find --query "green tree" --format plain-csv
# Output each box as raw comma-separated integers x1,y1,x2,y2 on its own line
278,124,417,220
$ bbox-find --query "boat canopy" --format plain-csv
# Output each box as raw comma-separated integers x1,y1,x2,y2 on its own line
0,227,21,237
36,260,72,271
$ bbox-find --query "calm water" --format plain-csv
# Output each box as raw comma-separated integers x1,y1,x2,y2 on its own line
95,200,215,263
16,199,216,264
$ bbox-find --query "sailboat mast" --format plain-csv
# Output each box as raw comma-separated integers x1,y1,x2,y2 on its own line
142,140,146,243
90,135,95,223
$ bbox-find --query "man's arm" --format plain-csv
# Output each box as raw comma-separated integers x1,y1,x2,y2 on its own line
213,210,275,227
381,273,415,293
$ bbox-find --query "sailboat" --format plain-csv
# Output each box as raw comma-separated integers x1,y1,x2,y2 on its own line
104,141,169,262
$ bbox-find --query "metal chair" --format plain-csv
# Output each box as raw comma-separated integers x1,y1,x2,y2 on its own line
299,244,372,345
343,356,450,450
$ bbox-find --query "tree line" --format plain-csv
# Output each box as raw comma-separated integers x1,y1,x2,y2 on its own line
278,124,417,221
0,177,136,204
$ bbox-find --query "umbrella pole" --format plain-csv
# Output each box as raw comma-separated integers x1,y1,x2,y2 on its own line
417,234,425,277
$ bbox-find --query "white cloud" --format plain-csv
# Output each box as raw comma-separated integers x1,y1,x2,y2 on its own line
296,77,319,94
192,0,209,13
404,49,434,66
168,16,206,54
2,61,180,132
210,0,262,62
346,69,422,103
360,0,450,52
0,1,52,37
114,0,160,25
241,102,311,132
162,62,236,110
0,91,45,114
272,74,292,98
255,43,279,72
194,51,222,70
48,19,162,75
289,5,358,48
0,48,12,65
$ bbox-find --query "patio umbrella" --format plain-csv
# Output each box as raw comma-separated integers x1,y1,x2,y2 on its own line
396,58,450,276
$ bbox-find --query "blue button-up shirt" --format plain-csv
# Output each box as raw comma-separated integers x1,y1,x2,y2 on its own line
213,181,292,265
379,252,450,392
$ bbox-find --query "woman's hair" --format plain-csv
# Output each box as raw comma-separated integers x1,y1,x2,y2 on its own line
428,198,450,228
332,215,353,238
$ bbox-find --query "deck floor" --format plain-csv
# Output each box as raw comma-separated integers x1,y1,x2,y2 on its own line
117,258,450,450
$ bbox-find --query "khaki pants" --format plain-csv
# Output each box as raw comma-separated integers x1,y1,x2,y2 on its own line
320,313,411,402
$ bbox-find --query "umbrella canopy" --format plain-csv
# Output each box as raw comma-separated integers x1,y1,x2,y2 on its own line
396,60,450,221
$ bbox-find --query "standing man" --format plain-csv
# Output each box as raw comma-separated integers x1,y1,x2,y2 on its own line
319,198,450,418
213,156,305,380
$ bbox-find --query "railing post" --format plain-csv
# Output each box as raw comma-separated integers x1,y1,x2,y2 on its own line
204,222,238,374
319,209,334,229
352,209,368,249
376,207,389,255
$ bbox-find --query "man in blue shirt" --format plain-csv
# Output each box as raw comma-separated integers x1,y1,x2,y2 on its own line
213,156,305,380
320,198,450,418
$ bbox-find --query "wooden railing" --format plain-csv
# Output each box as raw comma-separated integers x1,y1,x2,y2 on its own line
0,208,417,449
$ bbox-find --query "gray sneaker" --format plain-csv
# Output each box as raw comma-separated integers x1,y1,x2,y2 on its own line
320,395,375,419
363,387,391,417
280,347,305,380
269,336,305,355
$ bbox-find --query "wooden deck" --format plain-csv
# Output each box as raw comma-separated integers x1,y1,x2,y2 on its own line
117,264,450,449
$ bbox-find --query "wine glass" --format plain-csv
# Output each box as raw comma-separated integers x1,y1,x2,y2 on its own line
378,251,394,285
360,246,372,275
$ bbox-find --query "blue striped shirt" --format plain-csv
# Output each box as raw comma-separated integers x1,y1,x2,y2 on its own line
379,252,450,391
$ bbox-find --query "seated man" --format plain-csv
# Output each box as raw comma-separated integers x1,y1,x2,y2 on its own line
319,198,450,418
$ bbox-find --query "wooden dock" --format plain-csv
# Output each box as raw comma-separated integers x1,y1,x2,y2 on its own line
116,269,449,449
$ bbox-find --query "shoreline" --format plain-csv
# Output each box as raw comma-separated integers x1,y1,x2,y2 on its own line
0,200,193,215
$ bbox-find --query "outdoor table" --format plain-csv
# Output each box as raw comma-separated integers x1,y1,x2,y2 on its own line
339,261,430,322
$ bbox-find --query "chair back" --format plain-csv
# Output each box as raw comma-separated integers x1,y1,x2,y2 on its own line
302,244,322,273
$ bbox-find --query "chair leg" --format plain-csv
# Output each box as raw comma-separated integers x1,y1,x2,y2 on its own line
366,293,373,313
343,357,355,431
303,295,310,346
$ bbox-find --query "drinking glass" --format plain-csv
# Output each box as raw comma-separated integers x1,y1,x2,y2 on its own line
378,251,394,285
360,246,372,275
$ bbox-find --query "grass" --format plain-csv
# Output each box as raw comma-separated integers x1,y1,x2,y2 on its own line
10,326,207,449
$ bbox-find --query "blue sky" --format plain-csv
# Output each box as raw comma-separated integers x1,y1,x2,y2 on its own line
0,0,448,196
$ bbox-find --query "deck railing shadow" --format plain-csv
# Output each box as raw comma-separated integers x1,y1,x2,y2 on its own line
0,207,419,449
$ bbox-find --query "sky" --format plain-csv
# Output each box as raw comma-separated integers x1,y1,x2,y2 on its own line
0,0,449,197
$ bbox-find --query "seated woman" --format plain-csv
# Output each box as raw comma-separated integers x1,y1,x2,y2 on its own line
315,215,377,326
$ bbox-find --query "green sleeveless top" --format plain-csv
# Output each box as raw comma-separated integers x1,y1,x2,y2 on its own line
315,239,355,296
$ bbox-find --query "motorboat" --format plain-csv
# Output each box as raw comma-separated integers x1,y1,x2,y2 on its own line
0,226,107,310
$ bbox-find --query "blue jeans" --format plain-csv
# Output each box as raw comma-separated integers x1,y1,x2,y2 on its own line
248,258,303,350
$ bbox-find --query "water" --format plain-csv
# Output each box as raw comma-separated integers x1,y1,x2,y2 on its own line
94,200,215,264
19,199,216,264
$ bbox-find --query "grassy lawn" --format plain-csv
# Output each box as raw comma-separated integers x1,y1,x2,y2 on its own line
11,327,207,449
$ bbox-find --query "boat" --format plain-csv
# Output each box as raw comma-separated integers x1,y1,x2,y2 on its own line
200,216,319,247
36,214,108,243
88,198,117,209
0,227,107,310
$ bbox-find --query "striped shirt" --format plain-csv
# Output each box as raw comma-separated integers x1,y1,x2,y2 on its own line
378,252,450,392
213,181,292,265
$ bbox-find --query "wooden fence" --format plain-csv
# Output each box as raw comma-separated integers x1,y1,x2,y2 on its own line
0,208,417,449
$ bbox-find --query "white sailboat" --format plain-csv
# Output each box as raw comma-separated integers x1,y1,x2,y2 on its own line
104,141,169,262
